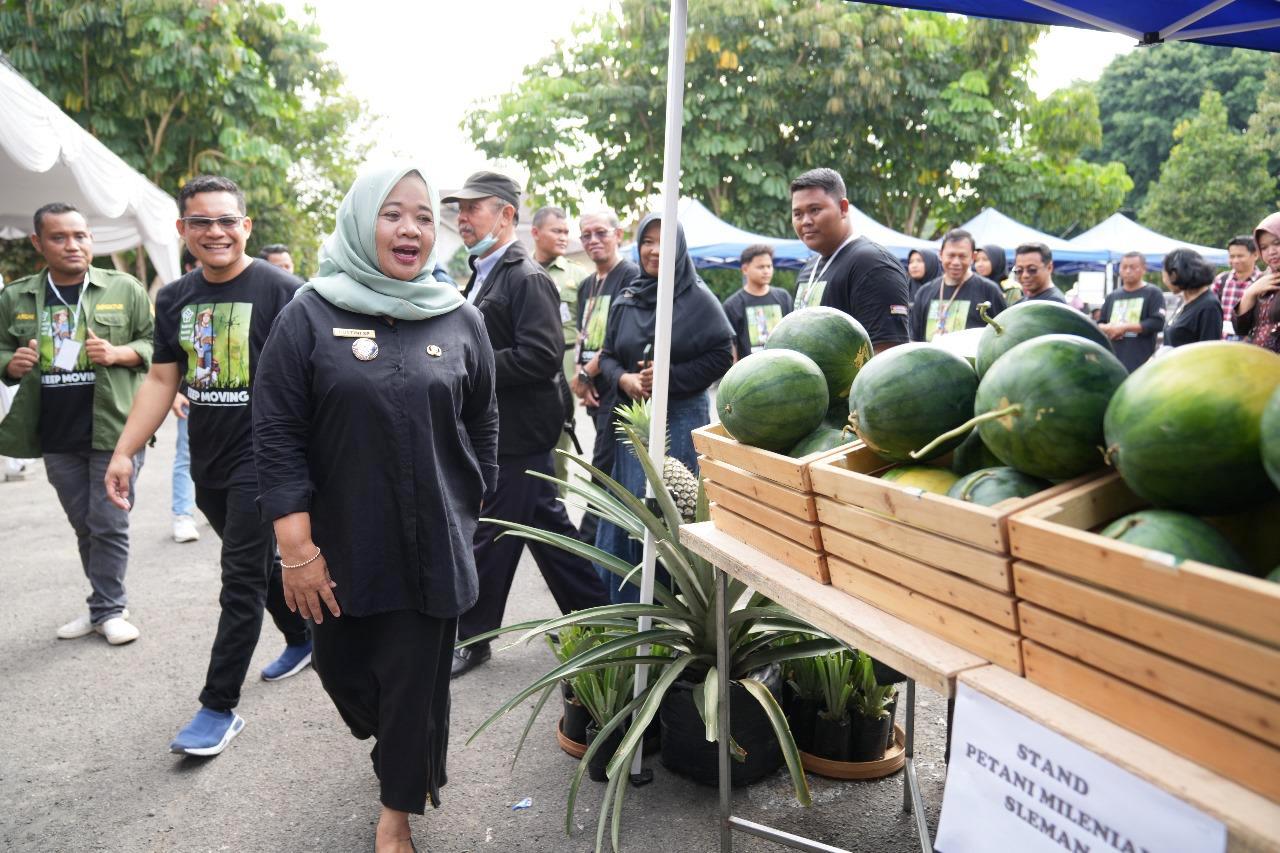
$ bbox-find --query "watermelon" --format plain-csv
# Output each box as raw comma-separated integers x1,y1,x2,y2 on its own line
1103,342,1280,514
951,430,1002,476
717,350,829,452
914,335,1127,481
1100,509,1252,574
1263,386,1280,492
975,300,1113,377
788,425,848,458
849,344,977,463
765,307,873,409
947,467,1049,506
881,465,958,494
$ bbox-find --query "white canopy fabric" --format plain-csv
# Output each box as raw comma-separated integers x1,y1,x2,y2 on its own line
958,207,1109,266
847,204,935,258
1066,212,1230,267
0,61,180,283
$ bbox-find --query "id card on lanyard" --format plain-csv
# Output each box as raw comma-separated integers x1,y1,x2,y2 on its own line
47,275,84,371
798,235,855,308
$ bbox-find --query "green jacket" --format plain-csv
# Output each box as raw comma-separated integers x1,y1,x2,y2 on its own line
0,266,154,457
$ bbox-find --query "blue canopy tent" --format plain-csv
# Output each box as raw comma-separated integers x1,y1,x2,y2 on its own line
1067,211,1231,268
959,206,1110,269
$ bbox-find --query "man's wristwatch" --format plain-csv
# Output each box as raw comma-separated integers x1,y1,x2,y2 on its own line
576,370,591,386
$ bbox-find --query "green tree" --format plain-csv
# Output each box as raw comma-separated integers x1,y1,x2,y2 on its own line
1140,90,1276,248
0,0,369,280
1246,54,1280,188
465,0,1041,236
1086,42,1266,210
943,85,1133,236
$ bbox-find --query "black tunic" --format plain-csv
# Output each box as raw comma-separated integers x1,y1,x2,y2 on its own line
253,291,499,619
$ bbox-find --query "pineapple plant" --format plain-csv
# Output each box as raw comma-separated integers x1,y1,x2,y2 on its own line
612,398,700,523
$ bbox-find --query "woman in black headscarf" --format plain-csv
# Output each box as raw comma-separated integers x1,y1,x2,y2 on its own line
594,213,733,603
975,243,1017,304
906,248,941,300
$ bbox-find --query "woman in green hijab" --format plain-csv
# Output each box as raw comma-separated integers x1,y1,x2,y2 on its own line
254,164,498,852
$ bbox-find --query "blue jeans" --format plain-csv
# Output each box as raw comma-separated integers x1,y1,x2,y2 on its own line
172,411,195,517
594,392,707,604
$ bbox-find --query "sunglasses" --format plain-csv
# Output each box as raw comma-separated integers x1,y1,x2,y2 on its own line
579,229,613,243
1012,266,1043,277
181,216,246,231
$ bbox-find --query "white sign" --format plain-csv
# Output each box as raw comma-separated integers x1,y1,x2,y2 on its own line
935,684,1226,853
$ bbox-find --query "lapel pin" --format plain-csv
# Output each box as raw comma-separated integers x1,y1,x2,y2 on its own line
426,344,443,357
352,338,379,361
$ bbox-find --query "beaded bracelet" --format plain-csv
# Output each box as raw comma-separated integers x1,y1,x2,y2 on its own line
281,547,322,570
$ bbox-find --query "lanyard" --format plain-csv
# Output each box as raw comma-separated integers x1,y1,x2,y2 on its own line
801,235,856,305
46,274,85,338
934,277,967,336
579,270,609,344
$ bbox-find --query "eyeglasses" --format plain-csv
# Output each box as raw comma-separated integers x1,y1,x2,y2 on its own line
580,229,613,243
1012,266,1042,278
181,216,246,231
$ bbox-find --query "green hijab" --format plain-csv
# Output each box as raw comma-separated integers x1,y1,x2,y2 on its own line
298,162,465,319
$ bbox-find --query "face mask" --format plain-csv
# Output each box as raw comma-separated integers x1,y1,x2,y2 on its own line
466,209,505,256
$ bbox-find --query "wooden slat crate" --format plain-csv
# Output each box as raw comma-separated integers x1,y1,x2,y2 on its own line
692,423,855,584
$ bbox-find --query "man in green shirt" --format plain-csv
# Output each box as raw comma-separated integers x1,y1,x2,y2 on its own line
531,205,588,495
0,203,153,645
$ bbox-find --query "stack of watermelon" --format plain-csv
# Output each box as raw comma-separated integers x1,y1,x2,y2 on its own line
1100,342,1280,578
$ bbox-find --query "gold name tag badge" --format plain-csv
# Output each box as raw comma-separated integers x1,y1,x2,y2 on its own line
15,313,35,321
96,303,124,311
332,328,376,339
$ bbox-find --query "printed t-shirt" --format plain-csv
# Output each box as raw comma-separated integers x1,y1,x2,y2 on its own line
39,281,94,453
722,287,793,358
908,275,1007,342
1100,285,1166,373
797,236,910,345
153,259,299,488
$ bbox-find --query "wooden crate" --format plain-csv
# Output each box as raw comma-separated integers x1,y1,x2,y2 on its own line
1022,640,1280,803
691,422,854,492
1008,473,1280,647
809,444,1102,555
707,501,828,583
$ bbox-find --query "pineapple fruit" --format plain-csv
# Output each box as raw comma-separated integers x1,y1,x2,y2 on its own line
613,398,700,523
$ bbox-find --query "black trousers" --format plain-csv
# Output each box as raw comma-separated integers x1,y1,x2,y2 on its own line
458,451,609,642
576,404,618,546
195,485,309,711
312,610,455,814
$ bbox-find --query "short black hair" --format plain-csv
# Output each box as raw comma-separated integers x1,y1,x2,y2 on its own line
258,244,290,259
790,168,846,201
181,248,198,271
1120,250,1146,265
33,202,80,236
1227,234,1257,253
941,228,976,253
532,206,567,228
178,175,246,215
1015,242,1052,264
740,244,774,266
1163,248,1214,290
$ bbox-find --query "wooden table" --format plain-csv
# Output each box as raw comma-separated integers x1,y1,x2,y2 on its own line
681,522,989,853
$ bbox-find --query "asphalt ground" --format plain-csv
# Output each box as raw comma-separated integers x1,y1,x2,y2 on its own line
0,411,949,852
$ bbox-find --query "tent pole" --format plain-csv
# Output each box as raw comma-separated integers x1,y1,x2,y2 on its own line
631,0,688,780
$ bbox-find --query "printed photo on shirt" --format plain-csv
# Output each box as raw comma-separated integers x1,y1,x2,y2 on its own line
746,304,785,349
796,280,827,310
582,294,612,352
925,299,971,341
180,302,252,390
1108,299,1143,326
40,305,93,385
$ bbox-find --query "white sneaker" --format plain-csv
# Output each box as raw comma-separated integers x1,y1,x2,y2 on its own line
56,608,130,640
172,514,200,543
95,616,140,645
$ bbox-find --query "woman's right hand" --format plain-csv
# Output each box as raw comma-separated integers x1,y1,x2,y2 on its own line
619,372,650,400
1237,272,1279,314
282,548,341,623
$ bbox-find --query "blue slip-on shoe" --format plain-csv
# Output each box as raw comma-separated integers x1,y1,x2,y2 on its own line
261,640,313,682
169,708,245,756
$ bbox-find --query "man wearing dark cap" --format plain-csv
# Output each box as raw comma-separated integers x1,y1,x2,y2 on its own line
444,171,608,679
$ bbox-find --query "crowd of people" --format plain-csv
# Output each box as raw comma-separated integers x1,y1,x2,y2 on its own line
0,160,1276,852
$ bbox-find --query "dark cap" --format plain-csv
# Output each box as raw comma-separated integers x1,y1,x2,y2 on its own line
440,170,522,208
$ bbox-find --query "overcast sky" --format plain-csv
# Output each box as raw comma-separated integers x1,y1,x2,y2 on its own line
286,1,1133,191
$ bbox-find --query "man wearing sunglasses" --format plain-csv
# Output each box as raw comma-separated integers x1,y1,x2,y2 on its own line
569,209,638,544
107,175,312,757
1012,243,1067,303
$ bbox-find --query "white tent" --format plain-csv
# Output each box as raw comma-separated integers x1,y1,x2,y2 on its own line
1066,212,1230,267
847,204,934,258
0,60,180,283
959,207,1108,266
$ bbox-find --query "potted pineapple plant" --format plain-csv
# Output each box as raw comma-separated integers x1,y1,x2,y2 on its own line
460,421,844,852
849,651,896,761
811,651,856,761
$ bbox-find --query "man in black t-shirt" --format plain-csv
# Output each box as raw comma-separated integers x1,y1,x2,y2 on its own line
909,228,1007,342
722,244,793,360
107,176,311,758
789,168,909,351
1099,251,1166,372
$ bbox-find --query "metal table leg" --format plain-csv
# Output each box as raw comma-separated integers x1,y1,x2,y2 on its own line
717,567,733,852
902,678,931,851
